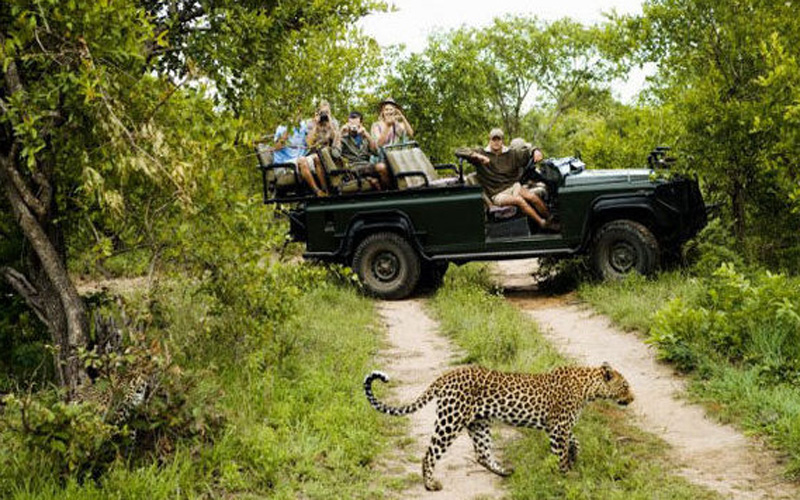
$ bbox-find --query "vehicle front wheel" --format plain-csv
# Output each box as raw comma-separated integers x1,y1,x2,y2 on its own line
353,232,421,300
591,220,660,280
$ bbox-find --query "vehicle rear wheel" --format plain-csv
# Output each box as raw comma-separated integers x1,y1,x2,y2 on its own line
353,232,421,300
591,220,660,280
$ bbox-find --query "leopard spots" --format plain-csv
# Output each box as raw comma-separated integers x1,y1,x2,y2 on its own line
364,363,634,491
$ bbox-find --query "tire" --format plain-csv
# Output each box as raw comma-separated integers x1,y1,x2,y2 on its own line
353,232,421,300
416,261,449,294
591,220,660,280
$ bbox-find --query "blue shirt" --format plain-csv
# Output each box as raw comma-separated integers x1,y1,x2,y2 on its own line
273,121,309,163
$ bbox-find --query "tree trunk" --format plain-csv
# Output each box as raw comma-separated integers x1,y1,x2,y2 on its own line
0,158,89,399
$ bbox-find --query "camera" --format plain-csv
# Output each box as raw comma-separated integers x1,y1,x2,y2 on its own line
319,111,329,123
348,124,359,135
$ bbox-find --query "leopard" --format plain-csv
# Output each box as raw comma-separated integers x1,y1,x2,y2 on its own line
363,362,634,491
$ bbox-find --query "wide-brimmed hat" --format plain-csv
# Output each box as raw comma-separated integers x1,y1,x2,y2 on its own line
377,98,403,112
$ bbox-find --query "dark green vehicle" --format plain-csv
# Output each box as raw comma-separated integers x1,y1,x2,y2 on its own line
258,144,707,299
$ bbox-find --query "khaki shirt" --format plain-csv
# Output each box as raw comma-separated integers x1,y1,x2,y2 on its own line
457,146,532,196
341,133,374,165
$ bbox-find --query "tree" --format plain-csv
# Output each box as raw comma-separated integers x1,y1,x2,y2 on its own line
0,0,382,397
479,16,623,140
383,32,493,161
382,16,623,160
633,0,800,265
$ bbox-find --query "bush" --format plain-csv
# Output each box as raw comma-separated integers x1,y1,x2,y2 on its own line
0,316,223,487
648,263,800,381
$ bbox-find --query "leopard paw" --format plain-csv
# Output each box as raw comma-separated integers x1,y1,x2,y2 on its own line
425,479,443,491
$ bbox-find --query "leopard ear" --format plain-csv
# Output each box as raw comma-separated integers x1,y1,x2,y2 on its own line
601,362,613,381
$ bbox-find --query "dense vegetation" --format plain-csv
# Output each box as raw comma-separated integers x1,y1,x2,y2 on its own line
1,0,799,496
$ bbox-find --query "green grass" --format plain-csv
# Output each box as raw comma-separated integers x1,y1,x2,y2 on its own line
0,281,397,499
427,264,719,499
580,269,800,479
577,271,705,333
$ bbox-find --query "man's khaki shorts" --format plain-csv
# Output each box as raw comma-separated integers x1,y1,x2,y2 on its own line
300,153,318,173
491,182,523,205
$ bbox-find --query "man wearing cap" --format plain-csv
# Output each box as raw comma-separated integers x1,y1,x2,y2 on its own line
371,98,414,148
340,111,390,189
459,128,552,229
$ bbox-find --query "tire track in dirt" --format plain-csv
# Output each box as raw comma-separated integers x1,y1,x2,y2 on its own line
495,259,798,500
375,300,506,499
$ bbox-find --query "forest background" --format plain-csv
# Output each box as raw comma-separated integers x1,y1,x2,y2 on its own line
1,0,799,497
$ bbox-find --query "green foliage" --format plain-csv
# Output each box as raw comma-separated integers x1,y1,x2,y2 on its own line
649,264,800,376
0,292,53,392
542,100,681,170
0,394,115,480
579,271,706,334
629,0,800,267
382,16,624,161
0,267,393,498
0,326,223,485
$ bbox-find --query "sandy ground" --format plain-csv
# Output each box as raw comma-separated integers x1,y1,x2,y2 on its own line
494,259,799,499
376,300,507,499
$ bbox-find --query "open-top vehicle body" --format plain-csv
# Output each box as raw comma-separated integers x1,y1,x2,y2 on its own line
258,143,707,299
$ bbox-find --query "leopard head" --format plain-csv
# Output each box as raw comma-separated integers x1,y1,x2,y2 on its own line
598,362,634,406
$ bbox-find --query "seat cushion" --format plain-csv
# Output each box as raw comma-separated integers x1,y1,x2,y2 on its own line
488,204,518,219
385,148,427,189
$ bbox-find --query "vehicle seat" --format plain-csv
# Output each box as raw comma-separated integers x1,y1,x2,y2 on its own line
384,143,461,190
255,143,303,197
464,172,517,219
318,147,377,195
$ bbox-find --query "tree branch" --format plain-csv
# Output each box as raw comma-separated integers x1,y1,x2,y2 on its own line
1,150,48,219
0,265,53,332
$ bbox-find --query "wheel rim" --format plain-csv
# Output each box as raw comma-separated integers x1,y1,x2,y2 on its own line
609,240,637,273
372,251,400,282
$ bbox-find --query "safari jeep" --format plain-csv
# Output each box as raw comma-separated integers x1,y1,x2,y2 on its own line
257,143,707,299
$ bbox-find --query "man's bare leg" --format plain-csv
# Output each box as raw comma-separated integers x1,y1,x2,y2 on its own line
520,187,549,218
500,196,546,227
312,155,328,192
298,157,324,196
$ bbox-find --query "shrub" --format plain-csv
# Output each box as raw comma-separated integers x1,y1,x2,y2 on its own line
648,263,800,382
0,328,223,485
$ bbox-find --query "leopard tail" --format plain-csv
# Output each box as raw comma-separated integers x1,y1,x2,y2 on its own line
363,371,437,416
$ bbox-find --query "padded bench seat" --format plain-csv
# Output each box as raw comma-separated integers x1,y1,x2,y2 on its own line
384,144,461,190
256,143,305,197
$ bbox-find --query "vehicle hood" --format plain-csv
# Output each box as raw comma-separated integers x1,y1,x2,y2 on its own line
563,168,655,187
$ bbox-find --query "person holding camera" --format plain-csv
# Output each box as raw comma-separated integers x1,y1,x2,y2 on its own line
371,98,414,148
301,100,342,195
340,111,390,189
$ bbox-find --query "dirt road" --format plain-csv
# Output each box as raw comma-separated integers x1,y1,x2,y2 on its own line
496,259,798,500
377,300,506,499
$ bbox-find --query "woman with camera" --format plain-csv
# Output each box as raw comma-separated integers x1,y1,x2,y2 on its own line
371,98,414,148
